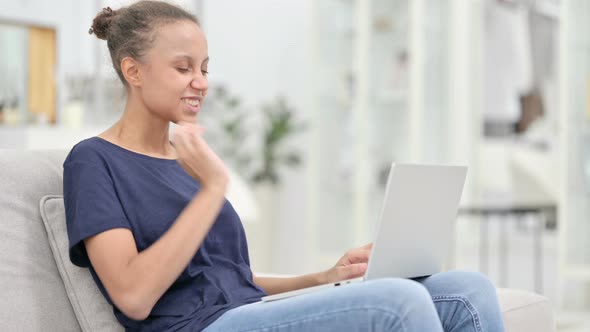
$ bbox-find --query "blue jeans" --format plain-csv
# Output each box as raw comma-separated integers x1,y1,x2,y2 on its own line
203,271,505,332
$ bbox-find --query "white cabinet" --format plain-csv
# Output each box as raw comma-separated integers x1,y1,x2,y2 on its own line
559,0,590,284
306,0,457,270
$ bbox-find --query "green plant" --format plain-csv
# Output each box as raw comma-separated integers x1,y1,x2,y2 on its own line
201,86,253,172
201,86,307,186
251,96,307,185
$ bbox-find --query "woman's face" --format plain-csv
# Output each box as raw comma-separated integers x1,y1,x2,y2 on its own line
137,20,209,123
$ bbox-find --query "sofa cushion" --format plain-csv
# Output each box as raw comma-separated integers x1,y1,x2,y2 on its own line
0,150,81,331
40,195,123,332
497,288,555,332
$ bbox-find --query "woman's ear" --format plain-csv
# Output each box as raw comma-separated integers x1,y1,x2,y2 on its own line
121,57,142,87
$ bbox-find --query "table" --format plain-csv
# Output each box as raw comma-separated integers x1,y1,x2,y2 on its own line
458,201,557,294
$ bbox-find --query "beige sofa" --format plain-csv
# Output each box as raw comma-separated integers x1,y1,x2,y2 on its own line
0,149,556,331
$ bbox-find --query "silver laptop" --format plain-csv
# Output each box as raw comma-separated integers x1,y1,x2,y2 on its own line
261,163,467,302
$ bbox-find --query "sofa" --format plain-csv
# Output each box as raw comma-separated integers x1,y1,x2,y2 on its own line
0,149,556,331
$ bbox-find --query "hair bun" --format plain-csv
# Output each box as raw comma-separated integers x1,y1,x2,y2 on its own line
89,7,117,40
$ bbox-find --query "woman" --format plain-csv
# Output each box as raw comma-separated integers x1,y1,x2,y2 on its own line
64,1,505,331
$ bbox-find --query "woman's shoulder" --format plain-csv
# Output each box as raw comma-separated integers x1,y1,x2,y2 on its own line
64,137,110,167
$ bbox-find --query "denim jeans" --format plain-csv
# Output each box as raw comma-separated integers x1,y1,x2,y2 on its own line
203,270,505,332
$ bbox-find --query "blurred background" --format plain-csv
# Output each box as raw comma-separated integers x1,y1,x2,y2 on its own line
1,0,589,330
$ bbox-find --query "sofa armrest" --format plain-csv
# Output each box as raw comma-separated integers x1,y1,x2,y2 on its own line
497,288,556,332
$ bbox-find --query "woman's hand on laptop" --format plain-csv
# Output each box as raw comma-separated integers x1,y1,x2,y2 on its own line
318,243,373,284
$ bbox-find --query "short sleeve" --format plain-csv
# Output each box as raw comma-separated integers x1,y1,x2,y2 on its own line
63,155,132,268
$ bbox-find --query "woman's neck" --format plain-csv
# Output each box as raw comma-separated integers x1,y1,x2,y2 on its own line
100,98,177,159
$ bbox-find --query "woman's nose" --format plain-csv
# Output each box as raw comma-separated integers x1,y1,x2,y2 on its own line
190,74,208,91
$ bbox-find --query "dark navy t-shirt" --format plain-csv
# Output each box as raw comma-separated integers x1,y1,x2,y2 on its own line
63,137,266,331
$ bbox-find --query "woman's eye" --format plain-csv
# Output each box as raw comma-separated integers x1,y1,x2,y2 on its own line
201,70,209,76
177,67,190,73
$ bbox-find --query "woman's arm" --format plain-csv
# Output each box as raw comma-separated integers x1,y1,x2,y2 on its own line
85,186,226,320
253,272,327,295
253,243,373,295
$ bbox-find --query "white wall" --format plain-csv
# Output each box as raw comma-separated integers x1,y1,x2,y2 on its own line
0,0,311,130
202,0,308,108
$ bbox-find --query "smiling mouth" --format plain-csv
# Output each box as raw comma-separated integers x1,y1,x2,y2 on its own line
182,98,200,107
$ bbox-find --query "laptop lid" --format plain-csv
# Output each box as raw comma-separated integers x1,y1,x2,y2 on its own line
365,163,467,280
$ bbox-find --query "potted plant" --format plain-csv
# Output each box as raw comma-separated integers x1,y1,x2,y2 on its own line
64,75,92,128
248,96,307,271
250,96,307,185
200,89,307,271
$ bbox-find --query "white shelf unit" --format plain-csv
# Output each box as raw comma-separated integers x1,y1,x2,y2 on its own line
305,0,461,271
559,0,590,304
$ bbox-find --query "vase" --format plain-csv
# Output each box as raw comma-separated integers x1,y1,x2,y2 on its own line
63,100,84,128
246,182,279,273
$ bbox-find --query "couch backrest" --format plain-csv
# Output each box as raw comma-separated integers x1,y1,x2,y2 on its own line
0,149,82,331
